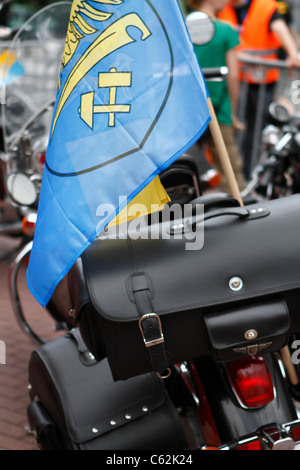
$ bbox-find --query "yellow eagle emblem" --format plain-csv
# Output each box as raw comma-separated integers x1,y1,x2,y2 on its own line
52,0,151,137
63,0,123,68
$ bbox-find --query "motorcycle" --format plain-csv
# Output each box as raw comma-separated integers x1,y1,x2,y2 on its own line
0,0,44,243
0,0,65,246
241,99,300,200
26,191,300,451
0,1,75,341
8,5,300,452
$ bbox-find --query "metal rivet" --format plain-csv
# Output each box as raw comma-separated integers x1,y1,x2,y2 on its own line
244,329,258,341
125,414,131,420
110,420,116,426
229,276,243,291
142,406,148,413
92,427,98,433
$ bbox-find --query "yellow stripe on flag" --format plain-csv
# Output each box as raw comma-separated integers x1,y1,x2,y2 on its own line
108,176,170,227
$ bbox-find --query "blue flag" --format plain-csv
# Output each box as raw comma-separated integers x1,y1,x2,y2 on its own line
27,0,211,307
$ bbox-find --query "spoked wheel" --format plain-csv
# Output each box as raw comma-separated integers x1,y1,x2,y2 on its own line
8,241,69,344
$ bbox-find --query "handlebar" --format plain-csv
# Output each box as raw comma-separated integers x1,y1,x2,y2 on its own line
237,55,294,70
202,66,228,79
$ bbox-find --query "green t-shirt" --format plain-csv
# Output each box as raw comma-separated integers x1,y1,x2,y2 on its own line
193,19,239,126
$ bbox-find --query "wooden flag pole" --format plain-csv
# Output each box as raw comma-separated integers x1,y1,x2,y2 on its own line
281,345,299,386
207,97,244,207
207,97,299,386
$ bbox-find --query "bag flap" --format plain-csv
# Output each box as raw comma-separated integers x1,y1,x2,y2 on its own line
204,300,290,351
74,195,300,322
29,330,166,445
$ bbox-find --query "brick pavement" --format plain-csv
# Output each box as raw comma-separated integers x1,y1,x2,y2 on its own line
0,234,62,450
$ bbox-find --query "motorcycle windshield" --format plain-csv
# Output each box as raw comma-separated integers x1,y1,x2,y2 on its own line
1,2,71,152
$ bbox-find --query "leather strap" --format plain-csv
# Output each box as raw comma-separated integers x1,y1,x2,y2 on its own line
130,273,170,378
66,329,98,366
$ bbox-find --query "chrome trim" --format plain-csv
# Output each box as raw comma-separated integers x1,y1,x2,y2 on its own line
218,419,300,450
233,342,272,357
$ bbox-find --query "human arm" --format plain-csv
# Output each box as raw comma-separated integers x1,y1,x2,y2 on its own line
270,18,300,68
226,47,244,129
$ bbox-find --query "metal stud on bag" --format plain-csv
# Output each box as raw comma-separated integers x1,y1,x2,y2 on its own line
229,276,243,291
244,329,258,341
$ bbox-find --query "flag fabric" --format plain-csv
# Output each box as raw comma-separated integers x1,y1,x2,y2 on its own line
27,0,211,307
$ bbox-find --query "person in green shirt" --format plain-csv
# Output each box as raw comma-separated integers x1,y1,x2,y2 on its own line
179,0,188,16
187,0,245,192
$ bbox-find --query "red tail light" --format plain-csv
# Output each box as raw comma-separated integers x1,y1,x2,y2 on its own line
200,169,222,188
226,356,274,408
37,152,46,166
201,445,220,450
22,213,37,237
207,170,222,188
236,438,262,450
290,424,300,442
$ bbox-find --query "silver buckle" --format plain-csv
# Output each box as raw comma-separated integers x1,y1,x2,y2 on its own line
138,313,164,348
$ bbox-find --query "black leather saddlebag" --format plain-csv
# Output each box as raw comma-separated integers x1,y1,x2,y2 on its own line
68,195,300,380
27,329,187,450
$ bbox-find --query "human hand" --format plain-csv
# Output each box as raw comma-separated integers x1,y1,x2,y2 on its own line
232,116,245,131
286,55,300,69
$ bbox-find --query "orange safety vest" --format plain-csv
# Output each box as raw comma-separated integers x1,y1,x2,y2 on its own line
218,0,282,84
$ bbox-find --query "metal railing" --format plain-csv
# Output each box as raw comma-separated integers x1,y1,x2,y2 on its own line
236,55,300,178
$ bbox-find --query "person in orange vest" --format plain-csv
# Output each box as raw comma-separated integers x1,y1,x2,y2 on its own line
218,0,300,179
187,0,245,192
